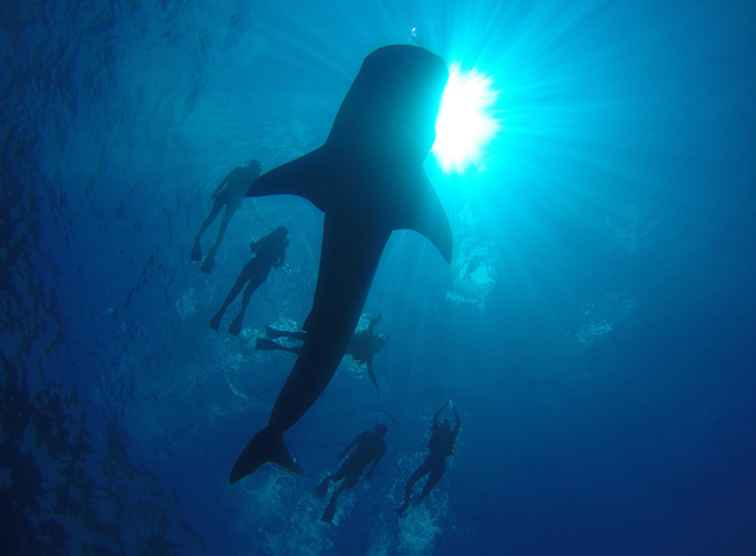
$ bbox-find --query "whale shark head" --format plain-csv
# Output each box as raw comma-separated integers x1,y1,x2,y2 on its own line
328,45,449,164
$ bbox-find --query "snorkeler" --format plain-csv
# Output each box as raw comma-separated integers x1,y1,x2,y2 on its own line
256,314,386,390
314,424,387,524
191,160,262,273
209,226,288,336
397,400,460,516
464,254,484,278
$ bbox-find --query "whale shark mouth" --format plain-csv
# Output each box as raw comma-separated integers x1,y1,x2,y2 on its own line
433,63,500,173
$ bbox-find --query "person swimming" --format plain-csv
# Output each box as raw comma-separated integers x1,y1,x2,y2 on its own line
191,160,262,273
209,226,288,336
314,424,387,524
397,400,460,516
256,314,386,390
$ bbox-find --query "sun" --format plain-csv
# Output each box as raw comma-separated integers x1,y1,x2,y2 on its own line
433,64,499,173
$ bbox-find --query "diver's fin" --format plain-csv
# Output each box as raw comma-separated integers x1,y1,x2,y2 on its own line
256,337,300,355
313,479,330,498
322,497,338,524
229,427,303,484
246,147,331,212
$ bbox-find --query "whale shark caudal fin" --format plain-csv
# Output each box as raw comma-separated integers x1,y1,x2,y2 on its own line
247,146,453,264
229,427,303,484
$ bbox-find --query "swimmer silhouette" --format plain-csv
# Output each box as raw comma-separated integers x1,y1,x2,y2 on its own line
209,226,288,335
256,314,386,390
397,401,460,516
229,45,452,482
191,160,261,273
314,424,387,524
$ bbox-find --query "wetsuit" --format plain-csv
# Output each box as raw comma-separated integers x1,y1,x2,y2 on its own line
314,425,387,523
398,403,460,515
209,227,288,335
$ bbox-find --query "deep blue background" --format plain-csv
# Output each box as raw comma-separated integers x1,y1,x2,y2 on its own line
3,1,755,554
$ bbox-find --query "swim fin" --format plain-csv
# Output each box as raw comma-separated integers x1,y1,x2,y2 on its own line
313,479,330,498
322,497,338,524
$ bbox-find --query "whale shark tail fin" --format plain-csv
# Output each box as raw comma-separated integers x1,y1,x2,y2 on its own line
229,427,303,484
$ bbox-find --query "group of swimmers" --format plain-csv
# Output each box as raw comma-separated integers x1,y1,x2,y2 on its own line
314,400,461,523
189,159,461,523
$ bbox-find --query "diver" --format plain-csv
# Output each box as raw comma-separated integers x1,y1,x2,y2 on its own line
397,400,460,516
314,424,387,524
191,160,262,273
209,226,288,336
256,314,386,390
464,254,484,279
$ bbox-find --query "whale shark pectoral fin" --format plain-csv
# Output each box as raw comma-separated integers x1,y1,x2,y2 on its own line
246,147,330,212
403,175,453,264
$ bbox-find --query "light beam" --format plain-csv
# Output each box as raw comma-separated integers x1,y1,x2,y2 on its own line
433,64,499,173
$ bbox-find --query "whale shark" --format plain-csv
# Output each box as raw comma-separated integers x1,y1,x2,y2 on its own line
230,45,452,483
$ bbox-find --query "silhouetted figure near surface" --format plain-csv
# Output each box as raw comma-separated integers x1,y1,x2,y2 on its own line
191,160,262,273
397,401,460,516
256,314,386,390
209,226,288,336
314,424,387,524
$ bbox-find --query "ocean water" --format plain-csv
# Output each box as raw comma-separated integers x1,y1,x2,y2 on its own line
2,1,755,555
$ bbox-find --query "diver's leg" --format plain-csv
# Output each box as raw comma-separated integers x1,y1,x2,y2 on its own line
366,359,379,392
398,461,431,515
202,203,236,273
417,462,445,503
314,475,333,498
256,337,301,354
192,201,222,261
314,462,348,498
322,474,358,524
229,271,265,336
266,326,308,341
210,262,253,330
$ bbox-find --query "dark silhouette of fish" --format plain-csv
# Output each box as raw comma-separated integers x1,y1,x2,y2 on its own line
230,45,452,482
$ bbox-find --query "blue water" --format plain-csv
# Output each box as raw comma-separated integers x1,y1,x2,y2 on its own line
2,1,755,555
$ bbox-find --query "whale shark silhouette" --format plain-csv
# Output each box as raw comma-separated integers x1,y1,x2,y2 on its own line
230,45,452,483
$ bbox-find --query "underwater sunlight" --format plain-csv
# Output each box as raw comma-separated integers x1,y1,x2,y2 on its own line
433,64,499,174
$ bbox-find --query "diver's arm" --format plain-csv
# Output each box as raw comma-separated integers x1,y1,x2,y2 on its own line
433,401,450,427
212,175,230,197
366,359,379,392
366,450,384,479
339,432,366,460
273,251,286,268
452,406,461,435
368,313,382,333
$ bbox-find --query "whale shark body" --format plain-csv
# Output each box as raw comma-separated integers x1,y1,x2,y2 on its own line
230,45,452,483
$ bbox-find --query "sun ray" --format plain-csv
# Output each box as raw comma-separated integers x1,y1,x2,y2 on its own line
432,64,500,173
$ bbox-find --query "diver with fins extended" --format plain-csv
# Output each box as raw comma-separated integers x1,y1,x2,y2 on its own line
397,400,461,516
191,159,262,273
209,226,288,335
313,424,387,524
256,314,386,391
